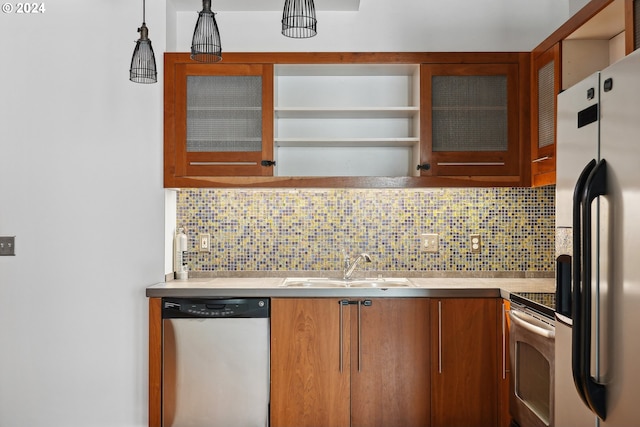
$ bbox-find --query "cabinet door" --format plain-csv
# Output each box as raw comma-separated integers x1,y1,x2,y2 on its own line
420,63,520,177
165,54,274,184
270,298,350,427
531,44,560,187
351,298,430,427
498,299,512,427
430,298,499,427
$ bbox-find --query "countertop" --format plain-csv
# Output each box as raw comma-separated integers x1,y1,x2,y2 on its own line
146,277,555,299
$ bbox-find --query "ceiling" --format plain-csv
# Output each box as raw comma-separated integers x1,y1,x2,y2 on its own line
566,0,625,40
169,0,361,12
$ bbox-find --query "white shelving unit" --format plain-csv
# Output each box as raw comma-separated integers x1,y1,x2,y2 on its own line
274,64,421,177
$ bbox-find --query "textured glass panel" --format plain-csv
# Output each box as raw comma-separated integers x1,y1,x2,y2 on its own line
187,76,262,152
432,75,508,152
635,0,640,51
538,61,555,149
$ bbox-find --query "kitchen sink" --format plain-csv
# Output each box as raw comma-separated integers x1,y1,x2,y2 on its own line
281,277,413,288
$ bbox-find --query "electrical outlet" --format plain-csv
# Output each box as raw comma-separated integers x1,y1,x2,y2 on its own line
199,234,211,252
421,233,439,253
470,234,481,254
0,236,15,256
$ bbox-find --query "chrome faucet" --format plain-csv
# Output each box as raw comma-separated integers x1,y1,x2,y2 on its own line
343,251,372,280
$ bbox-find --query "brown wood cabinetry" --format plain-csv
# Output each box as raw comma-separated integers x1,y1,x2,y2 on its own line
430,298,499,427
270,297,431,427
270,298,350,427
531,44,560,187
164,53,274,187
498,299,512,427
163,52,530,188
148,297,162,427
149,295,507,427
420,61,527,183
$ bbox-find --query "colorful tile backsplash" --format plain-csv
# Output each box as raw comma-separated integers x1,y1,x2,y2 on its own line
177,186,555,274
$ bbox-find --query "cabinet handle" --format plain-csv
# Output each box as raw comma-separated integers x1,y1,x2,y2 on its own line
339,299,348,373
357,300,372,372
532,156,553,163
436,162,505,166
190,161,258,166
358,301,362,372
502,303,509,379
438,300,442,374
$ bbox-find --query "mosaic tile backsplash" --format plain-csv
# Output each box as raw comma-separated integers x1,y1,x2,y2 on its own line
177,186,555,274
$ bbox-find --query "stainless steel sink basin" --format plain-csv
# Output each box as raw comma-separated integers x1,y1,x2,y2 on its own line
281,277,412,288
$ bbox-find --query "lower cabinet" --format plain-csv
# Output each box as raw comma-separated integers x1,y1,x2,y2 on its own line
149,296,507,427
430,298,499,427
270,297,431,427
499,299,512,427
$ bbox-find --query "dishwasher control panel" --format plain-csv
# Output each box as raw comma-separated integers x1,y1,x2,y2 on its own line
162,298,269,318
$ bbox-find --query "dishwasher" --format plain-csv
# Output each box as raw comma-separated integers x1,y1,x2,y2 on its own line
162,297,270,427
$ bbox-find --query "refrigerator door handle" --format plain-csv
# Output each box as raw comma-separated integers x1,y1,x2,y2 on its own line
572,159,597,408
581,158,608,420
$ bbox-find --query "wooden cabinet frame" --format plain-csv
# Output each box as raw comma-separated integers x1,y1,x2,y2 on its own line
163,52,530,188
531,44,561,187
420,63,522,178
164,54,274,186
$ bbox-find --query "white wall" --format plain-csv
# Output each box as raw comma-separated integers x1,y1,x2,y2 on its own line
570,0,593,15
0,1,571,426
0,0,165,426
173,0,570,52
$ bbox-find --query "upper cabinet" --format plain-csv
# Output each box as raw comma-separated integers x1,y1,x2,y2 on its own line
163,52,529,188
561,0,626,90
420,62,522,179
273,64,421,178
164,54,274,187
531,44,560,187
529,0,631,187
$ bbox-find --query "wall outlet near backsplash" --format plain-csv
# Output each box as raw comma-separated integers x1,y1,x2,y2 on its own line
470,234,481,254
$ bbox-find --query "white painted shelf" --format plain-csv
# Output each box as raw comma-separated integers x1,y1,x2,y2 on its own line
274,64,421,177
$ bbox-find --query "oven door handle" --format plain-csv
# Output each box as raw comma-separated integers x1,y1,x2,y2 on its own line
508,310,555,339
580,158,607,420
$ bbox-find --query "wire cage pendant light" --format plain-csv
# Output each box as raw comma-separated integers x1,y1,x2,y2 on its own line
191,0,222,63
282,0,317,38
130,0,158,84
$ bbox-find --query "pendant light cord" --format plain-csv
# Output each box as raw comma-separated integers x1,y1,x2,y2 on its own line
142,0,146,24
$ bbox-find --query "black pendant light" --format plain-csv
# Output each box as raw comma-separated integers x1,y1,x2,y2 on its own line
282,0,317,38
129,0,158,84
191,0,222,63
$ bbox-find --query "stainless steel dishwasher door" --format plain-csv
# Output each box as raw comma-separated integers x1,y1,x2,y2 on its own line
162,299,270,427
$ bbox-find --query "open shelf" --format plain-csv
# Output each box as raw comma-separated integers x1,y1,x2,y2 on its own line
274,64,421,177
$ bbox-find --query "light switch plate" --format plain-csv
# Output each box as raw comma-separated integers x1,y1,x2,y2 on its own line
199,234,211,252
421,233,439,253
0,236,16,256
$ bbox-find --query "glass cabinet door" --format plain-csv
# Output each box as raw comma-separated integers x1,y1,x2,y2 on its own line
165,58,274,183
420,63,520,177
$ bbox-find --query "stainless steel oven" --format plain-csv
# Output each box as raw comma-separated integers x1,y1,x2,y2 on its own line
509,293,556,427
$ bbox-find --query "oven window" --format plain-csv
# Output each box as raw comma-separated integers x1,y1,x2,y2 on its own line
516,341,551,425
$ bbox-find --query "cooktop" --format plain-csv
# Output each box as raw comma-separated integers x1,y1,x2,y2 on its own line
510,292,556,320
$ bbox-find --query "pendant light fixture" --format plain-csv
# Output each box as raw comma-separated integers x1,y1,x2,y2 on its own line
282,0,317,38
129,0,157,84
191,0,222,63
